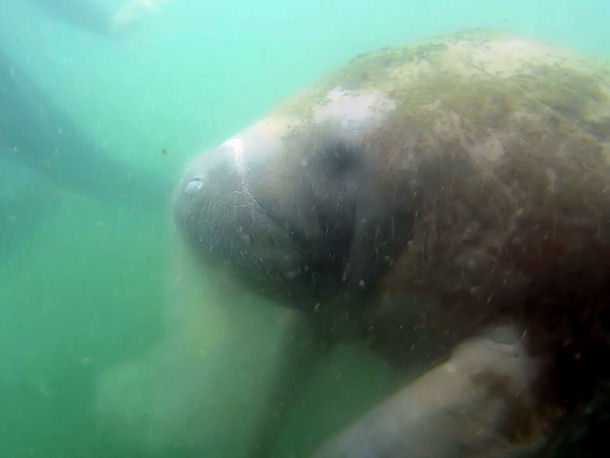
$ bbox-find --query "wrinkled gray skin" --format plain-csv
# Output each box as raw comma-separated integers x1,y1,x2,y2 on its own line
174,31,610,457
175,89,413,314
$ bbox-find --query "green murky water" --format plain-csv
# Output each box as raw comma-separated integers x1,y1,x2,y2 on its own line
1,1,609,456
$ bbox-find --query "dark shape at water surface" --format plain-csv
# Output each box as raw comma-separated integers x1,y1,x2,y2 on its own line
25,0,111,36
0,51,171,211
174,30,610,457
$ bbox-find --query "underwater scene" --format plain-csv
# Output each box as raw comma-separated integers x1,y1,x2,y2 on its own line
1,1,610,457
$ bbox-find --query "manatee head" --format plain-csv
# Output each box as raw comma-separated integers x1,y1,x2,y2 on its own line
173,89,416,309
174,29,610,341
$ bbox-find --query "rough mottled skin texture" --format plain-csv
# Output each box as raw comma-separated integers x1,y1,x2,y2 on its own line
174,30,610,457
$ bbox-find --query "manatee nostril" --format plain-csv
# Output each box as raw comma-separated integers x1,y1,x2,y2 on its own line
184,177,204,194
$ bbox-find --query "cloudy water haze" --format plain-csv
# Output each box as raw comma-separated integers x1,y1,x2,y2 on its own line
1,1,609,457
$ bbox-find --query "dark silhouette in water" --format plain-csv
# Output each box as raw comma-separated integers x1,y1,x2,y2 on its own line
26,0,111,35
23,0,172,36
0,160,54,262
0,1,174,259
0,51,170,209
0,50,170,258
0,0,173,205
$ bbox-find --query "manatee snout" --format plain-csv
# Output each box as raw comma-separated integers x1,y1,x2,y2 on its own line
173,133,318,303
173,145,259,245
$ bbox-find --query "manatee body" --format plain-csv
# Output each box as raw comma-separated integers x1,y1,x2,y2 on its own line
174,30,610,457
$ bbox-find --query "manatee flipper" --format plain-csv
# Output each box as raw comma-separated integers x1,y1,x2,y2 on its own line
249,311,330,457
314,326,544,458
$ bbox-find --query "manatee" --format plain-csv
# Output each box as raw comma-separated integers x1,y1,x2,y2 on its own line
173,30,610,457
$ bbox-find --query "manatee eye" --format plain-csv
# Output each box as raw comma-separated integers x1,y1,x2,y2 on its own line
315,140,361,176
184,177,204,194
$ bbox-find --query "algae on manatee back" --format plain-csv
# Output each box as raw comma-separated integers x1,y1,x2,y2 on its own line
172,30,610,458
